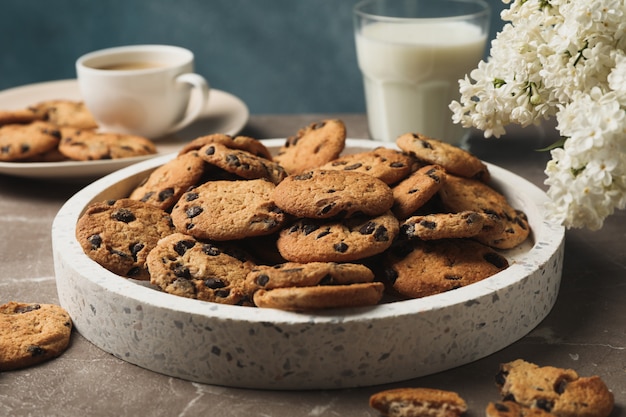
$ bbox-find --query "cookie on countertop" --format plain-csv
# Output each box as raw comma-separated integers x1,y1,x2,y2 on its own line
146,232,255,305
276,211,399,263
400,211,487,240
244,261,375,294
397,132,490,181
369,387,468,417
58,127,156,160
495,359,614,417
487,401,557,417
438,175,530,249
271,169,394,219
199,142,287,184
178,133,273,160
383,238,509,299
171,179,288,241
273,119,346,175
252,281,384,311
75,198,175,280
0,121,61,162
0,301,72,371
0,108,40,126
31,100,98,130
319,147,415,185
129,151,206,211
392,164,447,219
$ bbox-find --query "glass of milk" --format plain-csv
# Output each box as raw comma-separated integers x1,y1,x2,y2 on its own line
353,0,490,146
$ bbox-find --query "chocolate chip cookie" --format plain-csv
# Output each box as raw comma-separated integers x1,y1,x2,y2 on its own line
58,127,156,160
370,388,468,417
397,132,490,181
273,119,346,174
383,238,509,299
392,164,447,219
76,198,175,280
0,121,61,161
178,133,273,160
271,169,394,219
129,151,206,211
31,99,98,129
319,147,415,185
400,211,487,240
171,179,287,241
495,359,614,417
276,211,399,263
252,281,384,311
147,232,255,305
199,142,287,184
0,302,72,371
439,175,530,249
244,261,375,293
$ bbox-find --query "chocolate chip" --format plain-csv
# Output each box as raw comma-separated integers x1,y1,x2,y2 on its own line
185,192,199,201
255,274,270,287
316,229,331,239
174,239,195,256
535,399,554,412
400,223,415,237
15,304,41,314
334,242,348,253
484,252,508,269
140,191,155,202
320,203,335,215
225,153,242,167
27,345,46,357
173,265,191,279
344,163,362,170
202,244,221,256
158,188,175,202
420,220,437,230
186,206,203,218
204,277,226,289
495,369,508,386
111,208,135,223
555,378,569,395
359,221,376,235
390,162,405,168
302,222,320,235
418,138,433,149
374,225,390,241
87,234,102,249
294,172,314,180
129,242,144,261
205,145,216,156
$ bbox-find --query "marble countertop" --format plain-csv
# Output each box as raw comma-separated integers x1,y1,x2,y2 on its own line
0,114,623,417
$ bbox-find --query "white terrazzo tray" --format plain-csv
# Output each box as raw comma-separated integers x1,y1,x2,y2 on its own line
52,139,565,390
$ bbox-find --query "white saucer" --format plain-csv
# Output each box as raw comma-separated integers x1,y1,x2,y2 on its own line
0,79,249,181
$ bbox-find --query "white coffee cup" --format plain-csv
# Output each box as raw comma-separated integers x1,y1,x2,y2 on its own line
76,44,210,139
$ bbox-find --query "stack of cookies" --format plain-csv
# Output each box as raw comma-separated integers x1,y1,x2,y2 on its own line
0,99,156,162
76,119,530,311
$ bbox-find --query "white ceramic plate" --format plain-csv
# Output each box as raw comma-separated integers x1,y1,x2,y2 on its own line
0,79,249,181
52,139,565,389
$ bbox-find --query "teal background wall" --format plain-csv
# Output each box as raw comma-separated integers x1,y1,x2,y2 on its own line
0,0,506,114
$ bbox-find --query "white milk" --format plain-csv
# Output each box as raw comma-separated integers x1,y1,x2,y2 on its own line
356,21,486,143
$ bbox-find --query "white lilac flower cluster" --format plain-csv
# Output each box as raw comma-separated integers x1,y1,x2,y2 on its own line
449,0,626,230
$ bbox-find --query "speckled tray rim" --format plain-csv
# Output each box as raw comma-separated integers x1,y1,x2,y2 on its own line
52,138,565,389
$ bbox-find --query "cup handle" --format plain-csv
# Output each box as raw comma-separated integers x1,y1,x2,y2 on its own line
167,73,210,134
